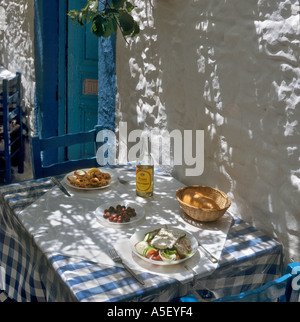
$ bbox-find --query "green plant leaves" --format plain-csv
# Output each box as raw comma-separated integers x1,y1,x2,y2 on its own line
118,11,134,36
112,0,126,9
87,0,98,13
126,1,135,12
132,21,140,37
91,15,117,38
68,0,139,40
68,10,85,26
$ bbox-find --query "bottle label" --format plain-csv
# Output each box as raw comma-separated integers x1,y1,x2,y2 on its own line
136,168,153,193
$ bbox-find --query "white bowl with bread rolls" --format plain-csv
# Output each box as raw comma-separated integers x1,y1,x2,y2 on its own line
176,185,231,222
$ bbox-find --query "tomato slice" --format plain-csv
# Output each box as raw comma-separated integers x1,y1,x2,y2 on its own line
151,253,162,261
146,250,157,259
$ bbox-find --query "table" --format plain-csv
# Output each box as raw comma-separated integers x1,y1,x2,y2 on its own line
0,165,283,302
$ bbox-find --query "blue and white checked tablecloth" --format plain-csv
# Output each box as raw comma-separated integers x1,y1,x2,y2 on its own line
0,166,283,302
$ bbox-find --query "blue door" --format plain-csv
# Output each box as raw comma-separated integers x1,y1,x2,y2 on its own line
67,0,99,159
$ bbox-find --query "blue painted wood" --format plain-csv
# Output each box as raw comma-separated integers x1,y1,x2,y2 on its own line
97,0,116,132
33,0,43,135
31,125,103,179
67,0,99,160
34,0,59,166
98,33,117,132
58,0,67,138
33,0,117,165
0,72,24,184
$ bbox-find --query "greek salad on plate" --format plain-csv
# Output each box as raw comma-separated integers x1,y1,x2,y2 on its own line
130,227,198,266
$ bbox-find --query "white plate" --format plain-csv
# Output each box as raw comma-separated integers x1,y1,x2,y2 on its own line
63,168,117,190
129,226,198,266
95,201,145,227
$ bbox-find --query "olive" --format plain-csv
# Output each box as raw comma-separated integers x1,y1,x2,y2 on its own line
103,205,137,223
103,212,110,218
123,214,130,222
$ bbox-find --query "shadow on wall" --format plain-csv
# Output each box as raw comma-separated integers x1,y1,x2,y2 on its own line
0,1,35,134
115,0,168,153
153,0,300,263
115,0,300,263
0,1,35,185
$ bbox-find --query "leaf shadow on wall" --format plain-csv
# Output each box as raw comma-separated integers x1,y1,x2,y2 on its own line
152,0,300,263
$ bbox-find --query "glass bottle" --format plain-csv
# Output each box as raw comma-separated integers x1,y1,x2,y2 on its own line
136,134,154,198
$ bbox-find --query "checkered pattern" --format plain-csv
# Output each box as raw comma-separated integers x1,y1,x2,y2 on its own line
0,290,15,302
0,177,77,302
191,218,283,301
0,170,283,302
49,254,179,302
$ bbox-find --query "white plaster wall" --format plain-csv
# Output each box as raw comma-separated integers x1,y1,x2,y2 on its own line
0,0,35,134
116,0,300,265
0,0,35,179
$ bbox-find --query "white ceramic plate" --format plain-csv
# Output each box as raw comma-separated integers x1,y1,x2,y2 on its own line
63,168,117,190
95,201,145,227
129,226,198,266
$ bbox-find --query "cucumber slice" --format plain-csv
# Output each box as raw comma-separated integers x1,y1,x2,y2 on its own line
67,175,77,182
74,169,86,176
135,241,149,256
143,229,160,242
143,246,157,257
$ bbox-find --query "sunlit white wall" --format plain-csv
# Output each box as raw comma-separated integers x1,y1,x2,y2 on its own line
116,0,300,265
0,0,35,134
0,0,34,180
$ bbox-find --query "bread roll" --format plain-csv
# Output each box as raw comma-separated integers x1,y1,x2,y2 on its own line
182,189,220,210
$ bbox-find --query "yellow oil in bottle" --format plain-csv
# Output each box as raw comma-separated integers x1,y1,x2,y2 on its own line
136,134,154,198
136,164,154,198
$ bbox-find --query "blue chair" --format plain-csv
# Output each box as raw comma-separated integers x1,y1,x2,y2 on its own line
0,72,24,184
31,125,103,178
177,262,300,302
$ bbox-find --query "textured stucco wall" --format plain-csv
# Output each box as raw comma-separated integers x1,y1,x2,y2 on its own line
0,0,299,265
0,0,35,134
116,0,300,264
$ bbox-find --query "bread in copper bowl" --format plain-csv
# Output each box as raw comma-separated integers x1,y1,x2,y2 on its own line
176,185,231,222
